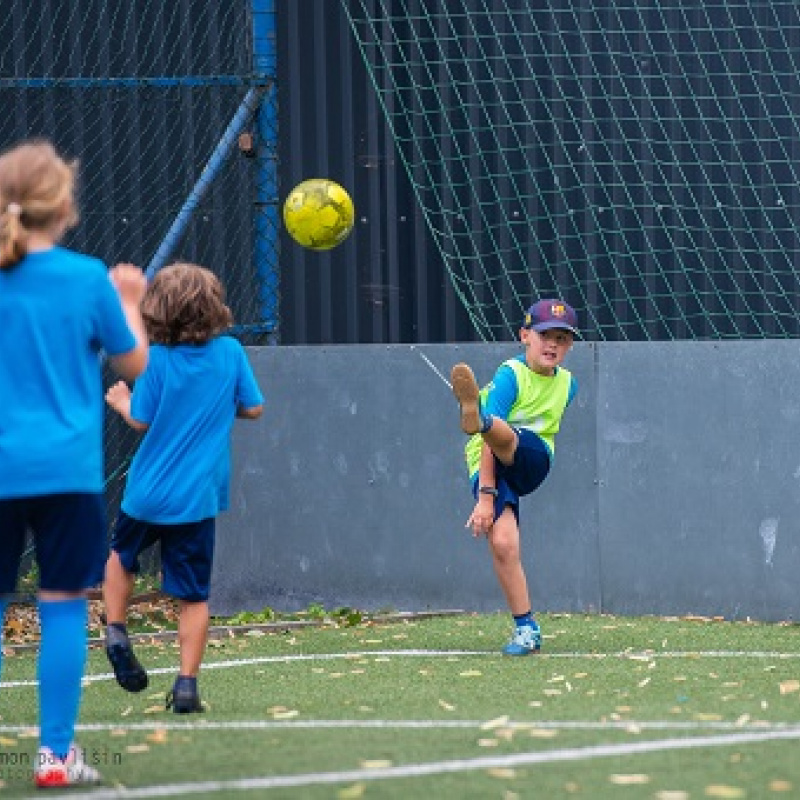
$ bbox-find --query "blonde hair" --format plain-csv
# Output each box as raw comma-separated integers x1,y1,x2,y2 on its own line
142,262,233,345
0,140,79,270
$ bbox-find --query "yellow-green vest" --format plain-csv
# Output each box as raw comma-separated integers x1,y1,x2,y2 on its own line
464,359,572,477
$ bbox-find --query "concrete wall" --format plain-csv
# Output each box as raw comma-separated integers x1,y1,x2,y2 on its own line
211,341,800,622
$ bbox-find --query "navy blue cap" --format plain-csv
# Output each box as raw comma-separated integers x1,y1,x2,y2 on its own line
523,299,579,336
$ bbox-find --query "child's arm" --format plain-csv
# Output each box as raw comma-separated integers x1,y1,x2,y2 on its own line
466,443,497,537
236,403,263,420
105,380,149,432
107,264,149,381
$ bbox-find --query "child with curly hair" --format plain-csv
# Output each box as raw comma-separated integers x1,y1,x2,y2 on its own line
102,262,263,713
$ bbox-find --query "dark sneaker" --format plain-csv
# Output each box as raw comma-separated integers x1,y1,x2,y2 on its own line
105,641,148,693
166,683,204,714
451,363,482,435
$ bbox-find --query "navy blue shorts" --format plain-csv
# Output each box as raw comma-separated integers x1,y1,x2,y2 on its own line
110,512,215,602
0,493,107,593
471,427,551,523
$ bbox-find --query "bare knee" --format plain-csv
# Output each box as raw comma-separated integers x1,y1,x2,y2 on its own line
489,515,521,564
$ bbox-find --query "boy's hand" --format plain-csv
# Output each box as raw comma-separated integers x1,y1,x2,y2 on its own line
109,263,147,305
466,497,495,538
105,380,132,415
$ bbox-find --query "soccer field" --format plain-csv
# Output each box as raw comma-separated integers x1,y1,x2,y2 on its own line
3,612,800,798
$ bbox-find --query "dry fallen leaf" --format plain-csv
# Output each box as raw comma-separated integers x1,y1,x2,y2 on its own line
477,738,499,747
459,670,482,677
438,699,455,711
768,780,793,792
360,759,392,769
0,736,17,746
609,774,651,785
779,680,800,695
146,729,168,744
654,792,689,800
337,782,366,799
487,768,517,779
125,744,150,754
705,786,745,798
481,716,510,730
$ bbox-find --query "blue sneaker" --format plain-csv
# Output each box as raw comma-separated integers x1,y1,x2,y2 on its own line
502,623,541,656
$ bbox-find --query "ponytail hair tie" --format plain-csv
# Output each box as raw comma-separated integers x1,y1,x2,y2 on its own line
6,202,21,216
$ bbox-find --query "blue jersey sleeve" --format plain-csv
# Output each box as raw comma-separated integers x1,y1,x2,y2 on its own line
234,343,264,408
129,346,164,424
483,363,518,420
567,374,578,406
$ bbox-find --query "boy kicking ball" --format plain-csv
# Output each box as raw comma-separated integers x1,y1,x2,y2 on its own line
451,299,578,656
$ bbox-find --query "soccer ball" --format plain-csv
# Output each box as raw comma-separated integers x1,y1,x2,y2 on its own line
282,179,355,251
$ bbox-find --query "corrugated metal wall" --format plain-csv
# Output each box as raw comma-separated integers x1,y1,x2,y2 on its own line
278,1,800,345
276,1,476,345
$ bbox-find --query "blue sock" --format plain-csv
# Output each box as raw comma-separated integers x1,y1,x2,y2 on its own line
513,611,534,628
38,598,88,759
0,598,6,679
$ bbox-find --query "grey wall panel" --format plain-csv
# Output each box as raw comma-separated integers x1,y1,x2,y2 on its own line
597,340,800,621
214,340,800,622
212,342,599,615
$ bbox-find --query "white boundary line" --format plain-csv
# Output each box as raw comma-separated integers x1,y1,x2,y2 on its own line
0,718,796,734
14,727,800,799
5,647,800,689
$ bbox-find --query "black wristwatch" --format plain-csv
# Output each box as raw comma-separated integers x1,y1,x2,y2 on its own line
479,486,498,497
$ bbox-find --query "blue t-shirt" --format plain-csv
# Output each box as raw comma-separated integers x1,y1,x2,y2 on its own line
121,336,264,524
0,247,136,498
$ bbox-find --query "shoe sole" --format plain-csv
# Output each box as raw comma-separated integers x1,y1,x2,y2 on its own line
450,364,482,435
106,646,148,693
502,647,540,656
171,703,204,714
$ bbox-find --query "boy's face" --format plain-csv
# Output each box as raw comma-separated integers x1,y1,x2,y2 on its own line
520,327,574,375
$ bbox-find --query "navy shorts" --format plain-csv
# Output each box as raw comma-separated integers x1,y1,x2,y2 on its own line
110,512,215,602
0,493,107,593
471,427,551,523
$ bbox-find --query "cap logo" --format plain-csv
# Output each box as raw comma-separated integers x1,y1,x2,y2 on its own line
524,313,532,327
550,303,567,318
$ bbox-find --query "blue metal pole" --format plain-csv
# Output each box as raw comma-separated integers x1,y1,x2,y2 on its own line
252,0,279,340
145,86,265,280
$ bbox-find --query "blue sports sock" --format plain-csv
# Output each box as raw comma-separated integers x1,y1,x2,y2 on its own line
37,597,88,759
0,598,6,679
513,611,534,628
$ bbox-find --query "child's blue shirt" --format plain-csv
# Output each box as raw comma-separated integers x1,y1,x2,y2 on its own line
0,247,136,498
122,336,263,524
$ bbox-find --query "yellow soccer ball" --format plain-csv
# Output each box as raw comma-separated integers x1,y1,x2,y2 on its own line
282,178,355,250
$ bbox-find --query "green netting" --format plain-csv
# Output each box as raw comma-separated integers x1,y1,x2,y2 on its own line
0,1,277,526
342,0,800,341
